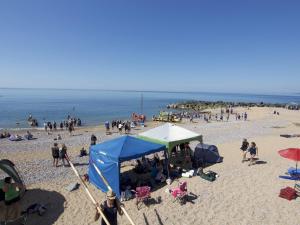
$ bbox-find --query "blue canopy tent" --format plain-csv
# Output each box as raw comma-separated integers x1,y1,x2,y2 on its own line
89,135,166,197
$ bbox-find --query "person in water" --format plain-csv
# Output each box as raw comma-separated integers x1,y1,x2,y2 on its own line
94,190,123,225
240,138,249,162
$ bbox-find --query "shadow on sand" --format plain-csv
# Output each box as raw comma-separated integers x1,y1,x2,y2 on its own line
255,160,267,165
73,162,89,167
22,188,65,225
186,192,198,204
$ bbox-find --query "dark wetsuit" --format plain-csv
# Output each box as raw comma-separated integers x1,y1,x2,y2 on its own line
101,200,118,225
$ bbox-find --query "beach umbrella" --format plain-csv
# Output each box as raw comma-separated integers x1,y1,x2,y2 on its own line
278,148,300,170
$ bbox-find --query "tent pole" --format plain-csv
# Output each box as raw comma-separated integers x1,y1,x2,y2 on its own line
164,150,170,178
92,163,136,225
65,154,111,225
295,161,298,189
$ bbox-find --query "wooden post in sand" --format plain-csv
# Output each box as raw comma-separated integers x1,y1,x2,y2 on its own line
65,154,111,225
92,163,136,225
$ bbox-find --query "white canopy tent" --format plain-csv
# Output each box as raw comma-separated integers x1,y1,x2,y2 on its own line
138,123,203,154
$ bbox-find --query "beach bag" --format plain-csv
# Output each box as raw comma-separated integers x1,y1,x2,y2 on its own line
279,187,297,201
199,171,217,182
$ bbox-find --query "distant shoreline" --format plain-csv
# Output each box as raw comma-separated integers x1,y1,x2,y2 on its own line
1,89,299,129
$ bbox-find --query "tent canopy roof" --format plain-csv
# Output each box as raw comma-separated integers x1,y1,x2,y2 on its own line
89,136,166,197
138,123,202,150
90,135,166,162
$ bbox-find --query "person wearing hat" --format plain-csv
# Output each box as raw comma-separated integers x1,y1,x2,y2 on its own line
95,190,123,225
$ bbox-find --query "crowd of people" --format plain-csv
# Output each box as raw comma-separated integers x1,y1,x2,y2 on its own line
153,107,249,124
105,120,133,135
119,152,169,202
44,116,82,135
0,131,34,141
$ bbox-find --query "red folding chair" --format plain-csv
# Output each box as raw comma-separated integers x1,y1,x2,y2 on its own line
170,181,188,204
132,186,151,209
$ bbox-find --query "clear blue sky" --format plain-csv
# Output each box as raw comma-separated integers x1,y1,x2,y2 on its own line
0,0,299,94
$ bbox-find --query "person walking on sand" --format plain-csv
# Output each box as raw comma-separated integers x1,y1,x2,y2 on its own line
244,112,248,121
240,139,249,163
118,123,123,134
44,122,48,132
248,142,258,166
94,190,123,225
91,134,97,146
68,122,73,136
52,143,59,167
60,122,63,130
59,144,69,167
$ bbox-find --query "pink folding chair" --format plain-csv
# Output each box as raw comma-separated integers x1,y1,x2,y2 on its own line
170,181,188,204
132,186,151,209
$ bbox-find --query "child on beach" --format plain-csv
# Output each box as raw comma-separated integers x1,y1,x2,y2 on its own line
248,142,258,166
240,139,249,162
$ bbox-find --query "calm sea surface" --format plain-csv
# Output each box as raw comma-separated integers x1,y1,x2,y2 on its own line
0,88,299,128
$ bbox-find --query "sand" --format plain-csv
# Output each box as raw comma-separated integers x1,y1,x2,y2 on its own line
1,107,300,225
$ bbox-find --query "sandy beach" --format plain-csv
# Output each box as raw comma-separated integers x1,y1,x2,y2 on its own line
1,106,300,225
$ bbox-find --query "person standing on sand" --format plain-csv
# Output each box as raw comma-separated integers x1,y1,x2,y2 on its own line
244,112,248,121
68,122,73,136
94,190,123,225
52,143,59,167
44,122,48,132
240,139,249,162
91,134,97,146
118,123,123,134
248,142,258,166
59,144,69,167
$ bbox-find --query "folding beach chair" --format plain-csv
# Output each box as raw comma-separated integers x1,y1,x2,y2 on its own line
132,186,151,209
170,181,188,205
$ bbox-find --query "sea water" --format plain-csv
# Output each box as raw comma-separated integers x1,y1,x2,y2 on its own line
0,88,299,128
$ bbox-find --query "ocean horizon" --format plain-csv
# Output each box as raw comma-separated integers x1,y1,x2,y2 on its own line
0,88,299,129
